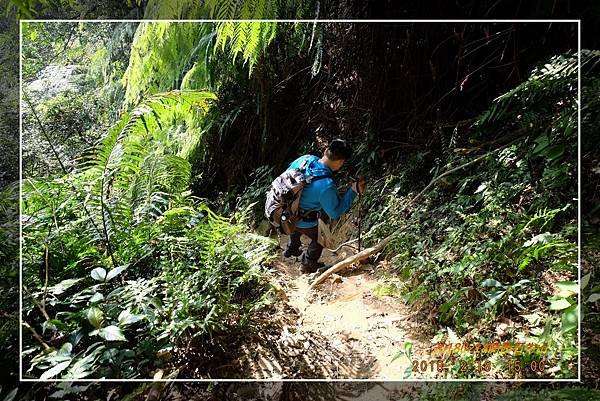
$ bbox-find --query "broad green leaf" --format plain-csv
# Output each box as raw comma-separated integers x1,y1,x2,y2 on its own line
514,279,531,287
57,342,73,357
556,281,578,297
40,360,71,380
545,145,565,161
588,294,600,303
549,298,571,310
581,273,591,290
42,319,67,334
94,325,126,341
483,290,506,309
63,346,103,379
41,351,70,365
481,279,504,288
90,267,107,281
68,329,84,347
86,307,103,329
532,135,549,154
118,309,145,326
47,278,83,295
89,292,104,303
106,264,129,282
560,305,578,334
439,302,452,314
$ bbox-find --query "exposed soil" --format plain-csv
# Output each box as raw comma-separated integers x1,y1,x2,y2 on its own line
165,230,589,381
235,233,432,379
172,232,433,379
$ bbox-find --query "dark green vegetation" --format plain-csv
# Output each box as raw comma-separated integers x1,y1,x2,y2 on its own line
366,52,585,378
0,6,20,396
0,0,599,399
19,19,584,381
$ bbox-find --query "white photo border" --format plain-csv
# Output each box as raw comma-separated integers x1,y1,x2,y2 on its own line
19,18,582,383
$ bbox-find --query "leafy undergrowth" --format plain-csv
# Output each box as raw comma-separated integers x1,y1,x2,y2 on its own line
358,53,584,379
496,387,600,401
15,17,598,385
21,90,278,379
581,244,600,384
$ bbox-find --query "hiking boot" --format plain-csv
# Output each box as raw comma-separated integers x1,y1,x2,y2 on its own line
300,260,325,274
283,247,303,258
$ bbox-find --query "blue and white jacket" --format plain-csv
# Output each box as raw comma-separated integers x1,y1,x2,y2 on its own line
287,154,357,228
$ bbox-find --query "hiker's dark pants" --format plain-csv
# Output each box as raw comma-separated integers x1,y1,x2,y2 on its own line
285,225,323,266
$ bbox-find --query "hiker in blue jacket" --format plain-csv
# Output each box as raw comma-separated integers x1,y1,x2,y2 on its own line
283,139,366,273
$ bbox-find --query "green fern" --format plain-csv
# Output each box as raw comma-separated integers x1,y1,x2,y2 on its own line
476,53,579,128
143,0,203,18
88,90,215,237
204,0,303,73
122,23,211,108
130,152,191,224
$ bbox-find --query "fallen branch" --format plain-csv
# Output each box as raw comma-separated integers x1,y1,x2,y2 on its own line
23,320,50,351
309,143,513,291
326,238,359,253
310,235,395,289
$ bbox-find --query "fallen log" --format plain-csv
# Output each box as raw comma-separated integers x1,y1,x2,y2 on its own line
308,142,513,291
309,233,395,289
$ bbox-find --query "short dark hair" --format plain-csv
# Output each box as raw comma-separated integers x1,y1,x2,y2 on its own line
324,139,352,161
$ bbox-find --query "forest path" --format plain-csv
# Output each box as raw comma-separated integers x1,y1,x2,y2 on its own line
266,234,432,379
173,233,434,379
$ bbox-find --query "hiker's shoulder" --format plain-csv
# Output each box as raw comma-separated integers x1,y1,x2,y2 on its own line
303,154,320,164
289,154,316,168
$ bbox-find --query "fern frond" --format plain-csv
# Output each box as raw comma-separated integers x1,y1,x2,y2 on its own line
130,153,191,224
77,90,216,246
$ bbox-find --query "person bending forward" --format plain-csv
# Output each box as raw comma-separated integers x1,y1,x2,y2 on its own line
282,139,366,273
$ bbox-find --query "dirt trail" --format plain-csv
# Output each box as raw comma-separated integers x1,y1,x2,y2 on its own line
267,234,431,379
174,233,433,379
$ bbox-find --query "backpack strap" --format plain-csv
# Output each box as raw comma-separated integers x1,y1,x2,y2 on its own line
309,174,331,183
299,157,311,172
300,157,332,183
297,159,331,221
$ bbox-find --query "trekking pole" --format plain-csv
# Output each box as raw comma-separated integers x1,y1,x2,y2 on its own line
356,175,365,253
357,190,362,252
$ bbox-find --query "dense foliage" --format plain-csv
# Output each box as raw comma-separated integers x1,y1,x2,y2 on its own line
0,0,598,397
363,53,581,378
19,19,587,382
22,76,277,378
